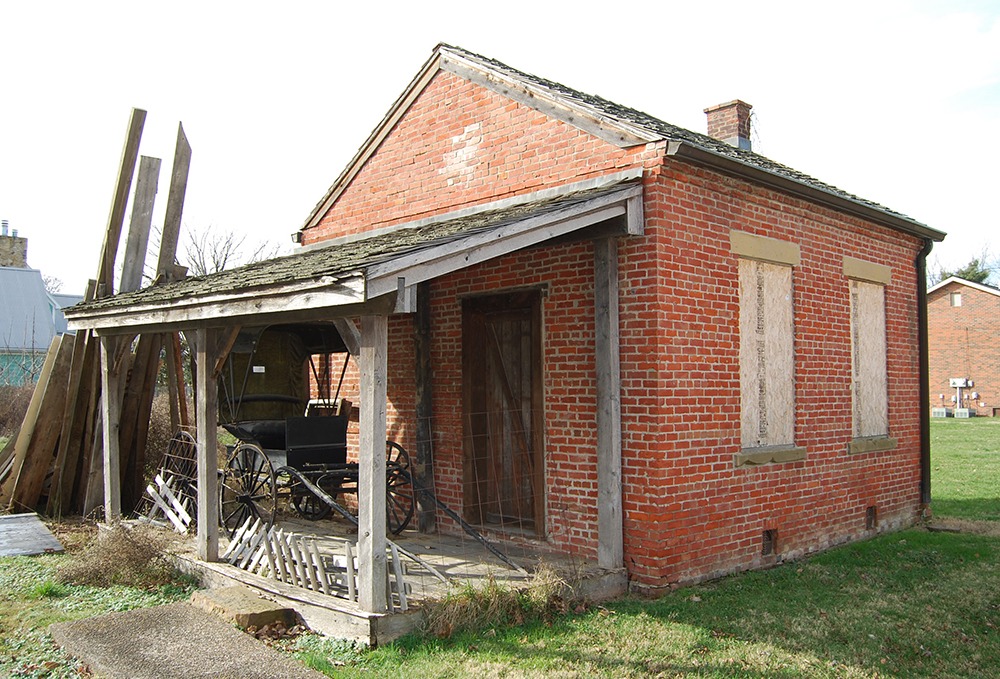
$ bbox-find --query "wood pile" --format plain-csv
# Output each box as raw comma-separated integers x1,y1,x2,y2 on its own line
0,109,193,518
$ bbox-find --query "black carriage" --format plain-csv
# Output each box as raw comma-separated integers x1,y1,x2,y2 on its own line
216,323,414,537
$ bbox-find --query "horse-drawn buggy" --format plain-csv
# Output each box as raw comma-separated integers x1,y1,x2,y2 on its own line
215,323,414,537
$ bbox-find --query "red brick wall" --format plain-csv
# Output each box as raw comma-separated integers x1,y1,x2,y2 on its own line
302,70,660,245
305,67,927,590
626,163,924,588
928,282,1000,416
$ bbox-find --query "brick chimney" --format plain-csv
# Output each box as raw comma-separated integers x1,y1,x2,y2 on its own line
704,100,753,151
0,219,29,268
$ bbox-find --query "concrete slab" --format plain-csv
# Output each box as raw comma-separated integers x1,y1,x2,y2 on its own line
49,602,326,679
0,513,64,556
190,585,298,630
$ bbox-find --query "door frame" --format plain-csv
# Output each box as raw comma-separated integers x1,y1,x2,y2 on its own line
461,288,545,537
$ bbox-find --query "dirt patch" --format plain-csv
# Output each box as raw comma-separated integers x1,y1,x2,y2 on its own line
925,518,1000,537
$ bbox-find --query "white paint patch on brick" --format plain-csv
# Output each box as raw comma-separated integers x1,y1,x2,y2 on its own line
440,123,482,186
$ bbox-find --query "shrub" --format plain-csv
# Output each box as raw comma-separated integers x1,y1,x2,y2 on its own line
423,565,573,638
56,522,191,589
0,384,34,438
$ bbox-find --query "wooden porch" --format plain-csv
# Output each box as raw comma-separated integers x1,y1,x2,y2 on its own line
168,514,627,646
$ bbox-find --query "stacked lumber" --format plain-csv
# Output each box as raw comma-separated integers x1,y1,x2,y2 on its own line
0,109,193,518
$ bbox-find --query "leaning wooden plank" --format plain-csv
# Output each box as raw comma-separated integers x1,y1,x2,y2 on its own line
0,426,19,483
0,338,61,507
5,336,74,512
47,289,95,517
80,400,105,518
309,539,331,596
118,334,162,513
158,475,192,526
345,541,356,602
120,156,161,294
156,123,191,277
390,543,408,612
11,334,75,511
75,365,103,516
96,108,146,297
145,482,186,532
222,516,254,561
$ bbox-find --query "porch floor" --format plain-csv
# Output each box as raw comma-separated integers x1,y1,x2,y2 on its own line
170,512,626,645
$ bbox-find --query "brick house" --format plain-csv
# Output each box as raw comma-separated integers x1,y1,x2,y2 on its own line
67,43,945,613
927,277,1000,417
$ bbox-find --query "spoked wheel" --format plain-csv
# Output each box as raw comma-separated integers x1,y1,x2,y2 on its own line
220,442,277,537
290,473,334,521
386,441,414,535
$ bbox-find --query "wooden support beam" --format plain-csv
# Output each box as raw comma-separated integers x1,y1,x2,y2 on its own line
195,327,219,561
357,315,388,613
100,336,123,521
332,318,361,357
96,108,146,297
413,282,435,532
120,156,161,293
157,123,191,277
594,238,624,569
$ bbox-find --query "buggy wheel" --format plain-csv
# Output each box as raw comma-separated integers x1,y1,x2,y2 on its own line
220,442,277,537
385,441,414,535
290,473,334,521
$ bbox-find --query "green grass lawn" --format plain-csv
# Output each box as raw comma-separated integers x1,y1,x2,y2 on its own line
931,417,1000,521
3,419,999,678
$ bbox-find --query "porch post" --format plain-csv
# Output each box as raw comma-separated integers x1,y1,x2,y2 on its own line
195,327,219,562
99,336,122,521
594,238,624,569
358,315,388,612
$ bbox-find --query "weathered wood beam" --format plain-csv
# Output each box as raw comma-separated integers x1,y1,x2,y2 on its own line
10,335,75,512
594,238,623,569
120,156,161,293
357,315,388,612
195,327,219,561
413,282,435,532
331,318,361,357
96,108,146,297
0,337,59,511
100,336,123,521
157,123,191,276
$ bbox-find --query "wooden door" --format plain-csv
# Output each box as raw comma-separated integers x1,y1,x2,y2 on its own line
463,291,543,534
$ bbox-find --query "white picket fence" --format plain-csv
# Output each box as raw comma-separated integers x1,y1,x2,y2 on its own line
222,517,410,612
135,474,193,533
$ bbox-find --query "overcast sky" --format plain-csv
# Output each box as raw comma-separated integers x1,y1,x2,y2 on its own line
1,1,998,295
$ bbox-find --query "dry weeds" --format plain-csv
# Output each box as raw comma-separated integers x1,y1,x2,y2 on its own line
55,521,187,589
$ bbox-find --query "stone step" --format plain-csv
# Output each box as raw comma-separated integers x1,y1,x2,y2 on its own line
190,585,299,631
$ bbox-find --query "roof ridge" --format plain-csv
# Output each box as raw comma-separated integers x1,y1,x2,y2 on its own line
437,44,923,226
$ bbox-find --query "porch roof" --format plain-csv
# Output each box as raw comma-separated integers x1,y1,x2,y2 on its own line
65,174,642,335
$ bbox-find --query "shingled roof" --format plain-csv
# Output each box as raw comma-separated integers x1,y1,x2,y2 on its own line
302,44,943,242
65,176,642,332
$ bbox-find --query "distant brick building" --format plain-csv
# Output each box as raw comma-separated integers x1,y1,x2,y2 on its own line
69,45,946,595
927,277,1000,417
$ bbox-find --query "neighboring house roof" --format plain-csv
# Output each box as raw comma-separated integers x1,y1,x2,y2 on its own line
300,44,945,243
0,266,67,351
65,174,643,332
928,276,1000,297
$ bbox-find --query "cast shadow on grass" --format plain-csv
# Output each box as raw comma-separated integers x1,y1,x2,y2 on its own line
386,529,1000,678
931,497,1000,523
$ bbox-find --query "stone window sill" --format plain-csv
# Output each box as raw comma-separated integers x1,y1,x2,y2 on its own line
735,445,807,467
847,436,897,455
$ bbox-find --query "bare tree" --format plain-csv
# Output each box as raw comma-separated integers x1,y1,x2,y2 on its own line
928,247,998,287
42,275,63,294
183,224,281,276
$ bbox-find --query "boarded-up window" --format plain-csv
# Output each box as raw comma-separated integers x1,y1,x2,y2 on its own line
851,280,888,437
739,259,795,448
